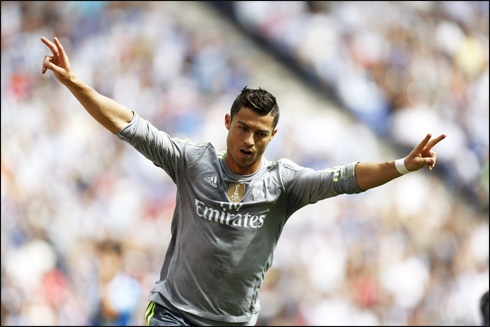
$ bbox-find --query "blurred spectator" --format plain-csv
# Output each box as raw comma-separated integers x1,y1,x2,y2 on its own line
90,240,141,326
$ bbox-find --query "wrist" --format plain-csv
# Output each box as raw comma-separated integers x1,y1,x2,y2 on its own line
60,71,77,86
395,157,411,175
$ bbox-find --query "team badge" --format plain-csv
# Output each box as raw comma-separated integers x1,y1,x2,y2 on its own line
227,183,245,203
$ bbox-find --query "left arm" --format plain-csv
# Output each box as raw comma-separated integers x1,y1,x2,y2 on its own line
355,133,446,190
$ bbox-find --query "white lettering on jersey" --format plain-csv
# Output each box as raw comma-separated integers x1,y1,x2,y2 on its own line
204,176,218,188
195,199,265,228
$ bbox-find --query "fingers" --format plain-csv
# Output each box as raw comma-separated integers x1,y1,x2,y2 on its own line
41,36,59,56
42,55,52,74
425,134,446,151
426,150,437,170
411,153,437,171
414,133,446,154
406,133,445,172
41,36,70,76
53,37,68,62
414,133,432,153
41,55,64,75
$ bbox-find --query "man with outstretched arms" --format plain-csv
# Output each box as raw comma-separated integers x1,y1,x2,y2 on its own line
41,36,446,326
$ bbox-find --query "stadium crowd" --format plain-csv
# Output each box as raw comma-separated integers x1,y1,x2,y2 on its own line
1,1,488,326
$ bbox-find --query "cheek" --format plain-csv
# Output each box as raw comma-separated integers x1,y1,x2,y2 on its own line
256,140,270,153
227,132,239,147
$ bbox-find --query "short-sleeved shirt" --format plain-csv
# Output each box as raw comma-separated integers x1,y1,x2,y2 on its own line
117,112,364,325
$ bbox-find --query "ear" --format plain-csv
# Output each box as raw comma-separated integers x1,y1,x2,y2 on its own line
225,114,231,130
271,129,278,139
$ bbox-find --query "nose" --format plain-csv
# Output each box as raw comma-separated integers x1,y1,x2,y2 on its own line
244,132,254,147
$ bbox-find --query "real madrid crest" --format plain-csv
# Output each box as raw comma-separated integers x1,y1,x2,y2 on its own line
227,183,245,203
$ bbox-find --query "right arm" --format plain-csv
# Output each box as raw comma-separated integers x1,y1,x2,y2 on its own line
41,36,133,134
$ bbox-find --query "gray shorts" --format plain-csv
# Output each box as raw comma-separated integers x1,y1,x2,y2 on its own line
145,301,194,326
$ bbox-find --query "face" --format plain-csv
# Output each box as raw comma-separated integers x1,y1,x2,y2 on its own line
225,107,277,175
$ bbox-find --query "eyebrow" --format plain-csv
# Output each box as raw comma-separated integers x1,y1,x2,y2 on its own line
237,121,270,135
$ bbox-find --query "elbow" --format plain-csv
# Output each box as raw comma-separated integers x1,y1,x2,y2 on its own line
111,111,134,134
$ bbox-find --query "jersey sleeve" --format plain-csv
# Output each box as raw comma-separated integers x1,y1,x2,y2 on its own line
279,159,364,216
116,112,192,183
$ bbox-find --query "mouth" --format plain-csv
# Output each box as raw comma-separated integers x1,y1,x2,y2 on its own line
240,149,253,157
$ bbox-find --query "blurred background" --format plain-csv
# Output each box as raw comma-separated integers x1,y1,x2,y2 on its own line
1,1,488,325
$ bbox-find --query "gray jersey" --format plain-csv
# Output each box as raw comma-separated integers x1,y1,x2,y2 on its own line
117,112,364,325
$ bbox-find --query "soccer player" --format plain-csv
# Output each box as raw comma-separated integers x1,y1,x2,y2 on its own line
41,36,446,326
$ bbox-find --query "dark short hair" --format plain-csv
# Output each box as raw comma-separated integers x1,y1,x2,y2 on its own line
230,86,279,129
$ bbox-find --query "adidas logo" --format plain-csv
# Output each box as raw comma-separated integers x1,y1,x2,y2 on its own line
204,176,218,188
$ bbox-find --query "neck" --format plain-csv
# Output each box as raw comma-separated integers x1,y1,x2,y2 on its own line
225,154,261,175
